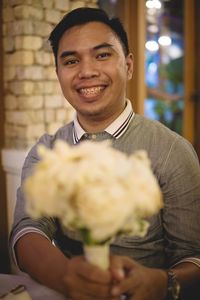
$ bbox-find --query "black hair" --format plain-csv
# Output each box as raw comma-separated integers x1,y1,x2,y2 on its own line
48,7,129,66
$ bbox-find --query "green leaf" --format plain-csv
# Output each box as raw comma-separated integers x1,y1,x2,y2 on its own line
79,228,111,246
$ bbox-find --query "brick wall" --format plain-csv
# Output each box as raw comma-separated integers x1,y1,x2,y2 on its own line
2,0,98,149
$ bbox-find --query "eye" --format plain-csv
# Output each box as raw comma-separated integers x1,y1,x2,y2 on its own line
97,52,112,60
63,58,79,66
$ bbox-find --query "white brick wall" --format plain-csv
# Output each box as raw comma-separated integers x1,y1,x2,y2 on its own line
3,0,98,148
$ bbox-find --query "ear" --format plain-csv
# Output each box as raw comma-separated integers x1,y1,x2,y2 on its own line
126,53,134,80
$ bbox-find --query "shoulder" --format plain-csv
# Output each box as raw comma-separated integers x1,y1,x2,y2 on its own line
132,114,179,138
126,114,199,175
40,121,74,146
21,122,74,180
125,114,182,155
34,121,73,150
131,114,195,152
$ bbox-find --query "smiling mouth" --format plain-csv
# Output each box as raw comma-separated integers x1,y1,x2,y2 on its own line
78,86,106,97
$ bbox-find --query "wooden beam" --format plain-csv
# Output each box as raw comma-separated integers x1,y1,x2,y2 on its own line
183,0,195,143
0,2,10,273
125,0,146,114
193,0,200,158
99,0,146,114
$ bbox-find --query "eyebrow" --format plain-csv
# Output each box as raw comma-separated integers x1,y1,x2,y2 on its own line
93,42,113,50
59,43,114,59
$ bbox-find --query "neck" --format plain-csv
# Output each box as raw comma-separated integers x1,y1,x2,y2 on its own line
77,109,124,134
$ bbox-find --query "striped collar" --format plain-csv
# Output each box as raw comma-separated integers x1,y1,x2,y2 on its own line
72,99,134,144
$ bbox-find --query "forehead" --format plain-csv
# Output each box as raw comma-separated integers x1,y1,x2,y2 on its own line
58,22,123,52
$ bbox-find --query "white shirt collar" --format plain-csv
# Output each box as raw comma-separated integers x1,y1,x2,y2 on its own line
72,99,134,144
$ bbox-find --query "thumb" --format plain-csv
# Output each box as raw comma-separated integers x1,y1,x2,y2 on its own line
110,255,136,281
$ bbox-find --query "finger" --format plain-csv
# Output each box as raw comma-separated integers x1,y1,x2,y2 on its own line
69,288,121,300
110,255,137,281
64,272,111,298
110,274,136,298
71,291,121,300
111,255,138,270
70,256,111,284
77,259,111,284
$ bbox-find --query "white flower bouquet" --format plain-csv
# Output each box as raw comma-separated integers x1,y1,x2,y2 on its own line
24,140,163,270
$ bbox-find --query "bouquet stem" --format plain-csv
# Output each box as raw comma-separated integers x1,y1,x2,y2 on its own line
83,244,109,270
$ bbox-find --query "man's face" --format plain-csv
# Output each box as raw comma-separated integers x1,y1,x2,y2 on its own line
56,21,133,129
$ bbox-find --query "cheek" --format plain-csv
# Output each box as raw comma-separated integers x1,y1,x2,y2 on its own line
57,70,65,85
57,71,73,91
112,65,128,83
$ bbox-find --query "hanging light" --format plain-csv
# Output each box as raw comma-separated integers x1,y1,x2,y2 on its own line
148,24,159,34
158,35,172,46
145,40,159,51
146,0,162,9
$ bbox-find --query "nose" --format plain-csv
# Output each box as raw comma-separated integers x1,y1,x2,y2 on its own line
78,59,100,79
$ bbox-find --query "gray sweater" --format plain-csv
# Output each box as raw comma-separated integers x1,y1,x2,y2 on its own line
10,114,200,269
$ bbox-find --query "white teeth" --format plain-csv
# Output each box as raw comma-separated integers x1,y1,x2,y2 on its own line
79,86,104,96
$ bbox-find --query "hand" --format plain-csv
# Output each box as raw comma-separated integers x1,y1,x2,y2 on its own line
62,255,120,300
110,255,168,300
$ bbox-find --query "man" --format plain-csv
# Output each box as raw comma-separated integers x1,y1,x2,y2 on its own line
10,7,200,300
